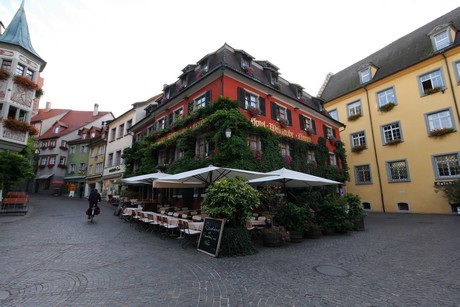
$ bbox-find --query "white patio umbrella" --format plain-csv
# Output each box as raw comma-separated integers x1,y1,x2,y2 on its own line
122,172,170,185
246,167,341,189
152,165,270,188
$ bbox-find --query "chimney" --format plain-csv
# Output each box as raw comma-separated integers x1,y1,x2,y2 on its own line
45,101,51,112
93,103,99,116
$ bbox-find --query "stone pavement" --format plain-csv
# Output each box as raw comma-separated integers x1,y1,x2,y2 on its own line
0,195,459,307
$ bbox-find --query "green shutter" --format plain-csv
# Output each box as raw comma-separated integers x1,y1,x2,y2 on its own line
205,90,211,106
311,120,316,134
237,87,246,108
188,101,194,115
287,109,292,126
259,97,266,115
299,115,305,131
270,102,277,120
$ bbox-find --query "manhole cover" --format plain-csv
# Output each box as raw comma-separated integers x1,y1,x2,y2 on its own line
313,265,351,277
0,290,10,299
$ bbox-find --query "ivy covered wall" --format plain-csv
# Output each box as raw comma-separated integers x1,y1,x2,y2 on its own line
123,97,349,182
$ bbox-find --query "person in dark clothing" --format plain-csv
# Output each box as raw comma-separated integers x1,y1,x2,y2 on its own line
88,189,101,208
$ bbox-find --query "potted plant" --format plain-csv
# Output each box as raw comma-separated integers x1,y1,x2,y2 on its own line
351,144,366,153
344,193,367,231
429,128,455,137
201,177,260,257
379,102,396,112
315,194,350,234
278,118,289,128
424,86,444,95
261,226,289,247
348,113,362,121
247,106,260,117
0,68,10,81
274,203,309,243
386,139,402,146
13,75,39,91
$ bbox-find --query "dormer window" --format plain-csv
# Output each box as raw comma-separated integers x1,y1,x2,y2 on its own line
53,126,59,134
359,68,371,84
271,72,279,85
296,88,303,100
429,24,456,51
241,58,250,69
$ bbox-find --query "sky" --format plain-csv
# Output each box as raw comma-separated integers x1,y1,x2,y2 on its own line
1,0,459,118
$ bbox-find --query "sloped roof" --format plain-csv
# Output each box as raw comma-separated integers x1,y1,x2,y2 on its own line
31,109,70,123
320,7,460,102
0,1,46,70
39,110,112,140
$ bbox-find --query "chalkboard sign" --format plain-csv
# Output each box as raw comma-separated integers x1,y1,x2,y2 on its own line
197,218,225,257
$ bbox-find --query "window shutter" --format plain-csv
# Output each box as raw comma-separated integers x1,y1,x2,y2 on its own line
259,97,266,116
168,114,173,126
323,125,327,137
205,90,211,106
332,128,336,137
270,102,277,120
311,120,316,134
299,115,305,131
237,87,246,108
287,109,292,126
188,101,194,115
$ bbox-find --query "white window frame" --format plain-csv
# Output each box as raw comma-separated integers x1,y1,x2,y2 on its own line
107,153,114,167
359,68,371,84
350,131,366,148
424,108,455,133
196,137,209,158
433,30,450,50
280,142,290,158
328,109,338,121
244,91,258,110
381,121,403,144
275,104,287,121
355,164,372,184
329,153,337,166
455,61,460,84
173,107,183,122
69,163,76,173
432,152,460,179
79,162,86,172
306,150,315,163
110,128,116,141
418,69,445,95
377,87,396,108
347,100,362,117
194,94,207,110
59,156,66,165
247,134,261,152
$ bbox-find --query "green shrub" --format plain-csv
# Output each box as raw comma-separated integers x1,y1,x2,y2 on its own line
219,226,258,257
315,194,349,231
274,203,309,231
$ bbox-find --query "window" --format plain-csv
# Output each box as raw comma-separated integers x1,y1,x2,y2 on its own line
434,30,450,50
329,153,337,166
53,126,59,134
419,69,444,94
114,150,122,165
347,100,362,117
48,156,55,166
49,140,56,148
188,91,211,114
25,69,34,80
69,146,76,154
377,87,396,108
280,142,290,158
196,137,209,158
1,60,12,71
195,94,207,109
90,131,96,138
455,61,460,83
158,150,168,165
387,160,410,182
175,147,184,161
96,162,104,173
40,157,48,166
60,140,67,149
110,128,116,141
324,126,334,139
397,203,409,211
425,109,454,133
244,92,258,110
355,165,372,184
79,162,86,172
126,119,133,130
241,58,250,68
107,153,113,167
59,156,66,165
328,109,338,121
80,145,87,153
247,135,261,152
299,115,316,134
98,145,105,155
88,165,93,175
306,150,315,163
432,153,459,179
350,131,366,148
15,64,25,76
359,68,371,83
173,108,183,122
69,163,76,173
362,202,371,210
118,124,124,137
156,117,166,131
382,122,402,144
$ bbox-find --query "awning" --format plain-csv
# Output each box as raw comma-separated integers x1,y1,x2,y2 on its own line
36,174,54,180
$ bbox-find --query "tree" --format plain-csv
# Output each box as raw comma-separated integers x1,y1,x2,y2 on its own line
0,151,34,193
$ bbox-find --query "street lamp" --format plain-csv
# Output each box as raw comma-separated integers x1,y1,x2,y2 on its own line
225,128,232,139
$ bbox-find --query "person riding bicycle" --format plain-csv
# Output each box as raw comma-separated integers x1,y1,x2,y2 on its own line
87,189,102,219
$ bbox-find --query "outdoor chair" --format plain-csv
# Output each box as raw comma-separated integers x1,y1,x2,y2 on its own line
180,220,201,249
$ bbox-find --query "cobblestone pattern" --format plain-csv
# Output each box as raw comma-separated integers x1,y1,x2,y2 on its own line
0,195,459,306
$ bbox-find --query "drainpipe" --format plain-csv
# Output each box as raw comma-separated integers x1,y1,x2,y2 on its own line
364,87,386,212
441,53,460,123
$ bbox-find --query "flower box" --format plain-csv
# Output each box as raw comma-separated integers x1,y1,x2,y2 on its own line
0,68,10,81
35,88,44,98
242,66,253,76
429,128,455,137
57,164,67,169
47,164,55,168
2,117,37,135
385,139,402,145
13,75,39,91
304,128,313,135
379,102,396,112
424,86,444,95
59,146,68,150
351,144,366,152
278,118,289,128
348,114,362,121
328,136,337,145
247,106,260,117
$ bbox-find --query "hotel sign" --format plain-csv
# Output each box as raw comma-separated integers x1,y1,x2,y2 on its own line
250,118,311,142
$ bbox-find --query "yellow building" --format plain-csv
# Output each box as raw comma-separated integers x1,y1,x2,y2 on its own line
321,7,460,214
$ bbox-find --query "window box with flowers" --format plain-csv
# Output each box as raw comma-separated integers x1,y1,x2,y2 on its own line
47,164,55,168
2,117,38,135
379,102,396,112
424,86,444,96
242,66,254,76
39,165,46,169
278,118,289,128
13,75,39,91
57,164,67,169
351,144,367,153
59,146,68,150
283,155,292,165
273,82,281,90
328,136,337,145
304,127,314,135
348,113,362,121
0,68,11,81
429,127,455,137
385,139,402,146
35,88,44,98
247,106,260,117
255,151,262,161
